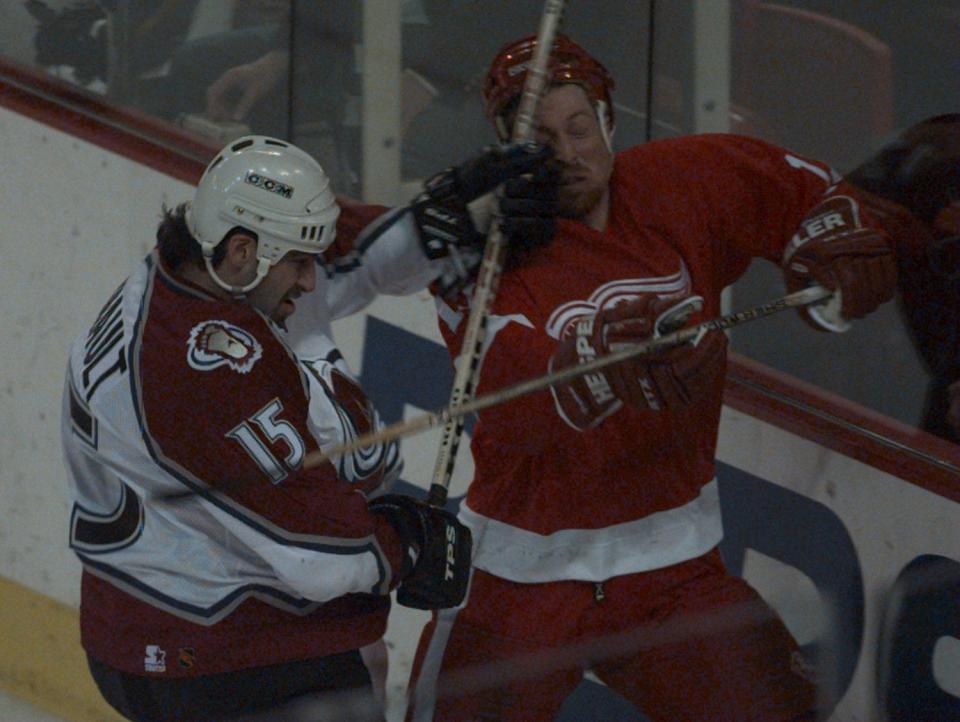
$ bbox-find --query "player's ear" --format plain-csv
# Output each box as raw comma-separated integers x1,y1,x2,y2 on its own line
224,231,257,264
214,231,258,282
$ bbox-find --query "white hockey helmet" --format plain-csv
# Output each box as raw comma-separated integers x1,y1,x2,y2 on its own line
187,135,340,295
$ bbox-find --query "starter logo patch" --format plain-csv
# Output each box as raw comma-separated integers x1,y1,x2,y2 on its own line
144,645,166,673
187,320,262,374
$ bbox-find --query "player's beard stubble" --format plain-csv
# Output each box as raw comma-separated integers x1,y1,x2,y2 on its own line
558,183,605,221
553,153,612,223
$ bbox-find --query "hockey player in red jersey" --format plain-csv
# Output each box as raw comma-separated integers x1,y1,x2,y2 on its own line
846,114,960,442
60,136,490,722
404,35,898,721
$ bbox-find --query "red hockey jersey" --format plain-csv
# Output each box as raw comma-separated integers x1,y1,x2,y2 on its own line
436,134,866,583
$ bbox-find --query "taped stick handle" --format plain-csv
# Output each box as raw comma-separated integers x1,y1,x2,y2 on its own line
427,0,568,508
303,285,832,472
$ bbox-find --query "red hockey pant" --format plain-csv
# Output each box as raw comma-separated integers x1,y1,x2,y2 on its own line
406,550,816,721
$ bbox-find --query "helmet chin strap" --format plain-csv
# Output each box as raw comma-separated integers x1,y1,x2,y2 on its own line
596,101,614,153
201,240,271,297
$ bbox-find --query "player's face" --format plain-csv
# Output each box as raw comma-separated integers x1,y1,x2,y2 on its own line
248,251,317,323
532,84,614,226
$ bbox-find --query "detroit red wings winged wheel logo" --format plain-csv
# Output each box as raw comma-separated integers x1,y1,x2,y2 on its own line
544,267,692,339
186,320,263,374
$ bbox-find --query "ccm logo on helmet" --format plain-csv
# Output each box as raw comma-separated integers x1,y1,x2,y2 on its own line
245,171,293,199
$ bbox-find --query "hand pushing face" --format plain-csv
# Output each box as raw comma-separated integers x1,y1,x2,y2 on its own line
532,84,614,229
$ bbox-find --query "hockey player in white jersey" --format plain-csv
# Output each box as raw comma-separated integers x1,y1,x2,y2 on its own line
60,134,548,721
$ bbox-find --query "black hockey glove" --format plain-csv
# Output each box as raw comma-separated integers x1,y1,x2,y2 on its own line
499,161,560,254
411,141,554,260
425,141,554,210
369,494,472,610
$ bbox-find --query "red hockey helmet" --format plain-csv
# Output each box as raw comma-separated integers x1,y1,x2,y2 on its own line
482,33,615,140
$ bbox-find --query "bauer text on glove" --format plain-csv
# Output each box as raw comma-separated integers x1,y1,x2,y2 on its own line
782,195,897,331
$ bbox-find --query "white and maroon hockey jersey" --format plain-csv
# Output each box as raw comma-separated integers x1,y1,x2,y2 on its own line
435,134,866,584
62,203,435,677
286,199,449,357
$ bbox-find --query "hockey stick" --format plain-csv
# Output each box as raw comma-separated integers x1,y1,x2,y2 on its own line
159,285,829,503
427,0,569,507
299,285,832,471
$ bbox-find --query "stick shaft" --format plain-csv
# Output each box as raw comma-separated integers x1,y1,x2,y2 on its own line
427,1,568,507
304,285,831,471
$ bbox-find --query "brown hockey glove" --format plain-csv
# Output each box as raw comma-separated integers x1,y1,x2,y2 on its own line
782,196,897,331
550,296,727,430
369,494,471,610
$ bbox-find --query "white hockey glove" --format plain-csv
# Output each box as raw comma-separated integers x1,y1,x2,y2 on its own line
782,195,897,332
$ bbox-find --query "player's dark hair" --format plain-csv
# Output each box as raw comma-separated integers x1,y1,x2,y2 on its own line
156,203,253,271
848,114,960,225
157,203,203,271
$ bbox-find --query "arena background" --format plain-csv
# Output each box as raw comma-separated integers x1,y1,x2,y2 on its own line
1,2,959,720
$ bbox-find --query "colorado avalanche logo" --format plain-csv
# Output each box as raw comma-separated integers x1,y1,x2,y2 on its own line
186,320,262,374
545,266,692,339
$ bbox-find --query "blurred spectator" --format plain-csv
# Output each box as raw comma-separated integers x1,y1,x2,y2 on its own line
137,1,293,127
25,0,206,89
23,1,651,191
171,2,652,182
846,114,960,441
26,0,108,85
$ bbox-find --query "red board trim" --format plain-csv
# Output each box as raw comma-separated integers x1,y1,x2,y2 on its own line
0,57,211,184
726,353,960,502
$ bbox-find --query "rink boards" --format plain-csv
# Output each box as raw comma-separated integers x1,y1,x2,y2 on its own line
719,355,960,720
